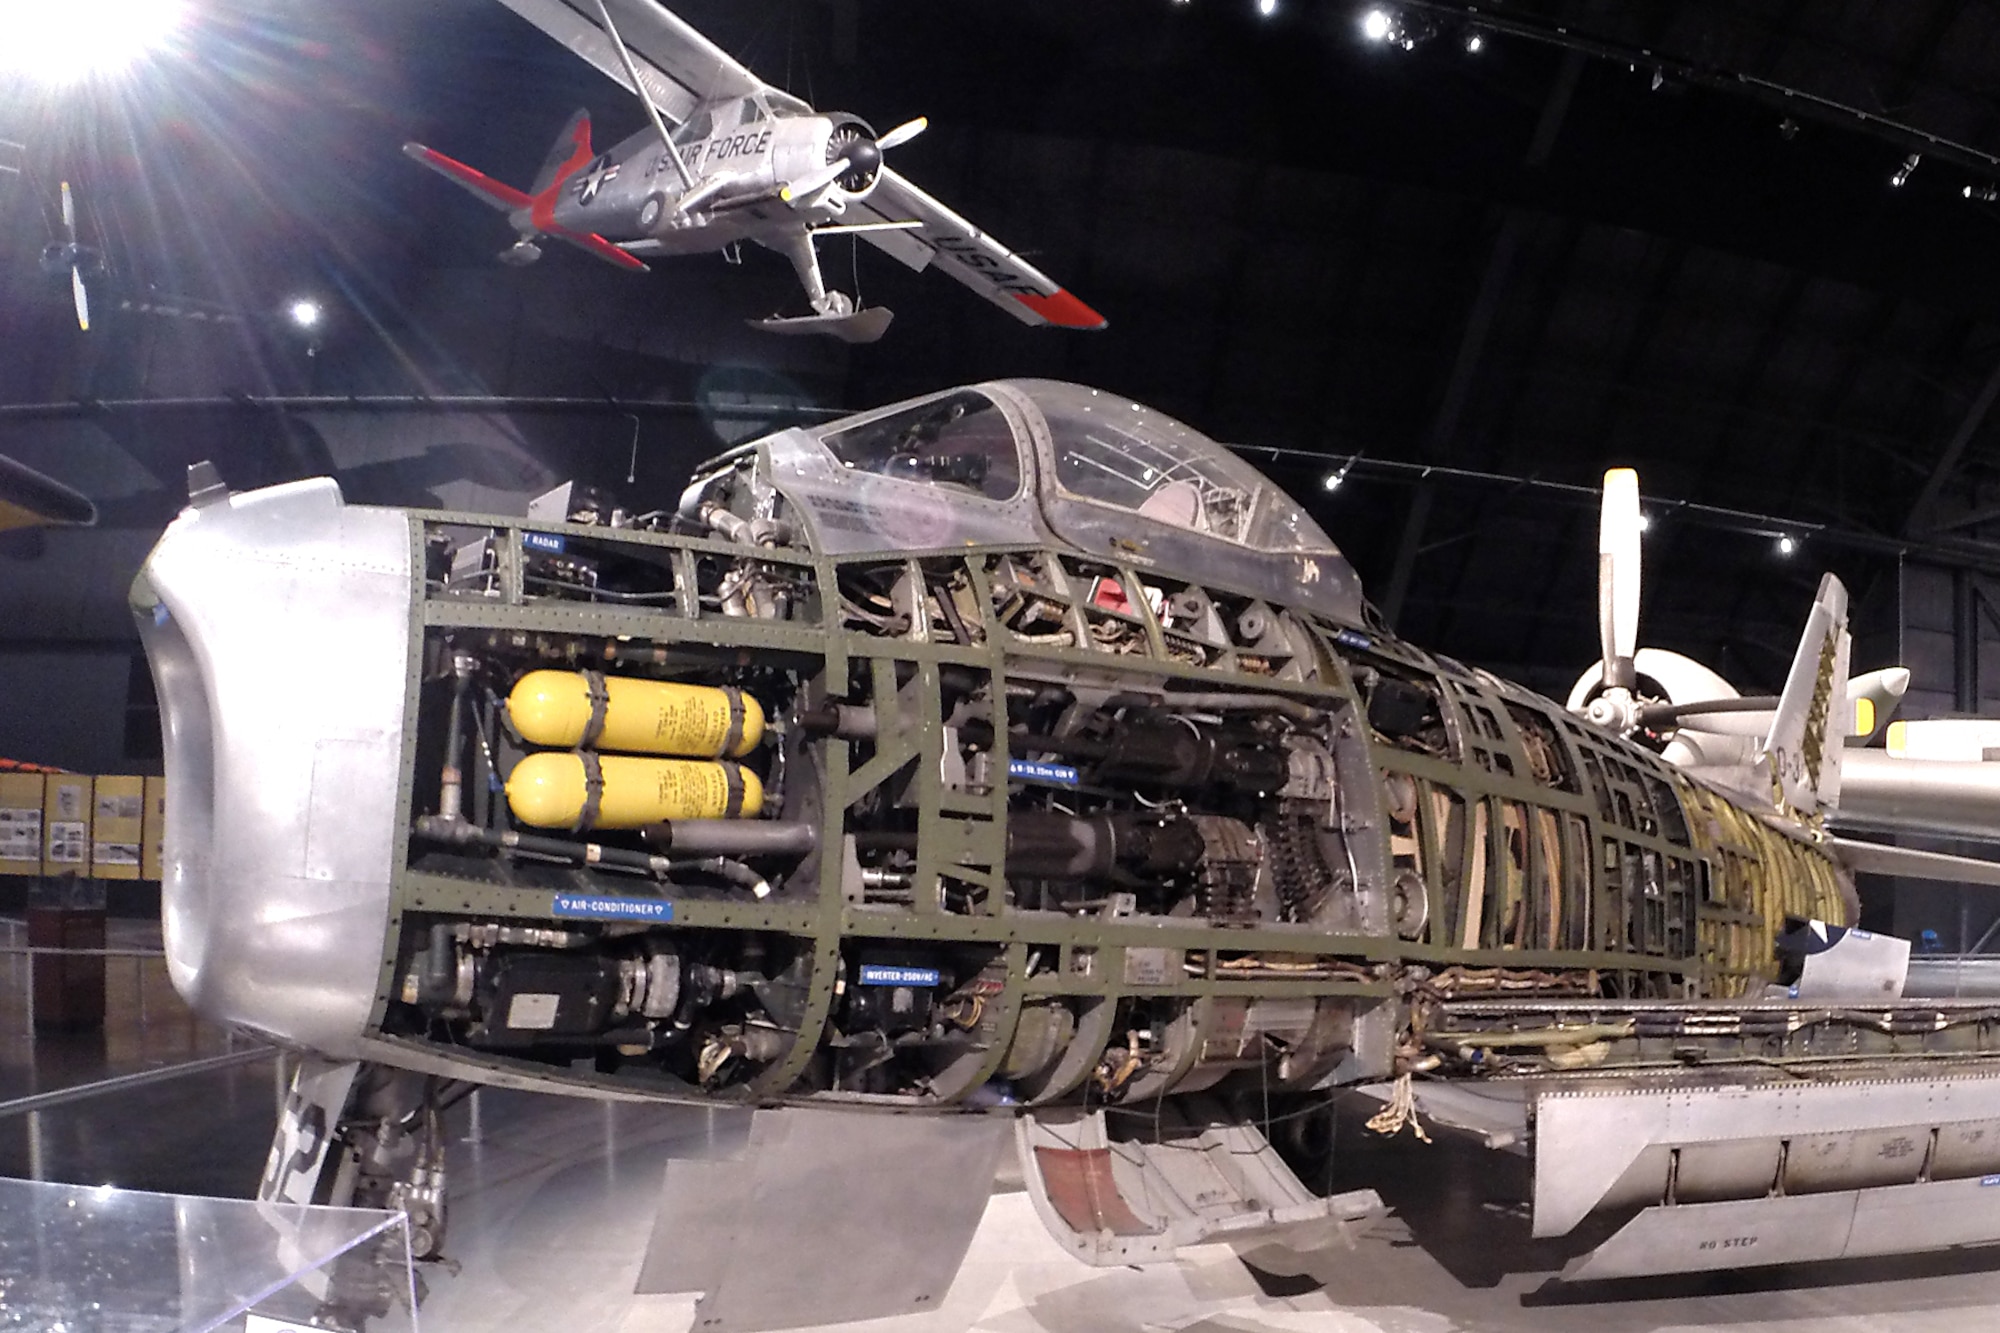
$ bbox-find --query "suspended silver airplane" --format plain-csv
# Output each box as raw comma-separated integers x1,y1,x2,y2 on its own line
403,0,1106,343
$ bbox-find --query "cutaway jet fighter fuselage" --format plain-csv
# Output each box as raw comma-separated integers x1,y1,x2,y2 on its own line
133,381,2000,1326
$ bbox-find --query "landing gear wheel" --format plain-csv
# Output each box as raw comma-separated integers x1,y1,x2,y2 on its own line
637,194,665,230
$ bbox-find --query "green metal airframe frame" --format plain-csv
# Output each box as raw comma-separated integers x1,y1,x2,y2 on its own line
370,505,1851,1106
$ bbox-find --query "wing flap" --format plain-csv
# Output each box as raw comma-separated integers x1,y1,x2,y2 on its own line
855,168,1105,329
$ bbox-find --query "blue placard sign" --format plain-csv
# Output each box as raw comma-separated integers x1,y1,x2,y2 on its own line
523,531,566,554
858,964,941,987
1008,759,1079,787
552,894,672,922
1332,628,1373,652
1983,1174,2000,1187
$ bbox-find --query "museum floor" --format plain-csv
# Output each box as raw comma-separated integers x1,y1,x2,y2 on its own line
8,918,2000,1332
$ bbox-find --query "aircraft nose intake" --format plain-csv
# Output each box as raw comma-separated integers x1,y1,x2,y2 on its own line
130,475,416,1052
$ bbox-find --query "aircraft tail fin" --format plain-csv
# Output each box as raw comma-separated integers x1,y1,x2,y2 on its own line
1763,572,1851,819
531,109,593,199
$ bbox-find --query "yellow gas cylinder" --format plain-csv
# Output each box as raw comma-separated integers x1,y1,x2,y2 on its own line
507,670,764,758
505,752,764,830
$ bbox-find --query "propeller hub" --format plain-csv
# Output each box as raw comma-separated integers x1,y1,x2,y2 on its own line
1585,689,1642,734
826,119,883,195
841,138,882,190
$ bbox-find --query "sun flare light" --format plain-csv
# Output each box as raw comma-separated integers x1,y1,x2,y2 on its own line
0,0,185,86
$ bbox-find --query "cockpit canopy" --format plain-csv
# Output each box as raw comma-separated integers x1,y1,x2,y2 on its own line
756,379,1364,624
819,389,1023,503
1014,380,1336,558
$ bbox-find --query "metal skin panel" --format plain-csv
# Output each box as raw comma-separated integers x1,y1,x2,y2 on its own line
635,1106,1012,1331
1534,1075,2000,1237
132,479,412,1055
1564,1176,2000,1282
1784,1128,1926,1194
1563,1192,1860,1281
1932,1119,2000,1178
1834,749,2000,842
1674,1140,1782,1204
1015,1102,1378,1267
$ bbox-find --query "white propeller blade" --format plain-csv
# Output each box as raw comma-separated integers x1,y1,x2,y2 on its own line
781,158,852,204
1598,467,1642,690
71,264,89,332
60,179,76,240
876,117,927,151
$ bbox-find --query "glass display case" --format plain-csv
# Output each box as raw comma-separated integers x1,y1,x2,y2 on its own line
0,1177,417,1332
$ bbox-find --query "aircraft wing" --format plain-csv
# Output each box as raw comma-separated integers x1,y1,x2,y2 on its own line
489,0,767,126
850,168,1106,329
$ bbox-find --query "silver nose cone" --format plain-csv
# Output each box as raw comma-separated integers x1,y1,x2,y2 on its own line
131,474,413,1055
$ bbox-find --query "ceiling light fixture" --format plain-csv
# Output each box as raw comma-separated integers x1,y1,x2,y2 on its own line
1257,0,1277,15
1776,534,1797,556
287,298,324,331
1967,183,1998,202
1,0,185,85
1361,8,1394,42
1463,31,1484,53
1891,153,1921,188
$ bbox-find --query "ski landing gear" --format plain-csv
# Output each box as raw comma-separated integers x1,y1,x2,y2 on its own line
751,231,894,343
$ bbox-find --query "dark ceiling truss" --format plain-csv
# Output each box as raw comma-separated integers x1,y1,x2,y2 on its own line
1197,161,1272,430
1764,293,1919,527
1468,216,1587,671
1902,350,2000,538
1245,446,2000,578
1684,266,1813,486
1865,0,1979,140
1398,589,1808,674
1398,0,2000,182
1448,233,1688,658
1379,48,1584,631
